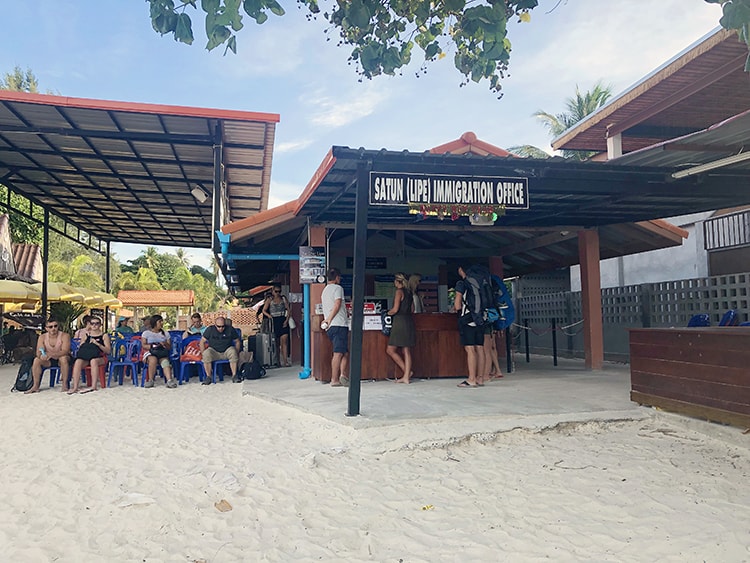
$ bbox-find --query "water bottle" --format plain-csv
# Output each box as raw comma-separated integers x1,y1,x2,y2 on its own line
40,346,46,358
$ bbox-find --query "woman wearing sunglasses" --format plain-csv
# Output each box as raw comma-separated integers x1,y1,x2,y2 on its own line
262,284,291,367
69,317,111,394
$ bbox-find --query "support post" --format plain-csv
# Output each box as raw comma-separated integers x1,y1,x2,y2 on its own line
347,161,369,417
551,317,558,366
211,127,223,254
41,208,49,320
578,229,604,369
308,226,326,380
105,240,111,331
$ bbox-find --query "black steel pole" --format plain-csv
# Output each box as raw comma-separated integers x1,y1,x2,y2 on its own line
104,240,111,332
505,328,512,374
346,161,369,417
551,318,558,366
42,208,49,320
524,319,530,363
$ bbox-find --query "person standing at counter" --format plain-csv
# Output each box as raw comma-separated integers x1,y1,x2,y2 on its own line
386,272,416,384
321,268,349,387
408,273,424,313
454,265,486,388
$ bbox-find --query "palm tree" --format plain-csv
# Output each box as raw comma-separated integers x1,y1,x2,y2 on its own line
175,248,190,268
509,81,613,161
141,246,159,270
1,66,40,93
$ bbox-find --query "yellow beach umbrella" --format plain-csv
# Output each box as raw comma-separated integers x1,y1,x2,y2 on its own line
75,287,104,306
31,282,85,303
0,280,42,303
96,293,121,308
4,301,38,312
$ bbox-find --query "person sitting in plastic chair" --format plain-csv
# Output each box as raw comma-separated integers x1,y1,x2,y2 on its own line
200,316,240,385
25,316,71,394
68,316,110,394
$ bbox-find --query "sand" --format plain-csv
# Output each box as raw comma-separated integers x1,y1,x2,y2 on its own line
1,365,749,562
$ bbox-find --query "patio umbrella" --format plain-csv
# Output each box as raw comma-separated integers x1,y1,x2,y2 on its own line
97,293,122,308
0,280,42,303
4,302,38,312
30,282,85,303
75,287,104,306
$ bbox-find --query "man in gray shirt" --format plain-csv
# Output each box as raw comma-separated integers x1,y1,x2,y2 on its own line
200,316,240,384
320,268,349,387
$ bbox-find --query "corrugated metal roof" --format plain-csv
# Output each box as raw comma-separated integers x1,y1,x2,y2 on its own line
0,91,279,249
554,28,750,153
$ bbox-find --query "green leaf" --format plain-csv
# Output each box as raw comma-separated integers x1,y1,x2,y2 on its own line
347,0,372,29
175,13,195,44
206,25,231,50
225,35,238,54
425,42,440,59
202,0,220,13
444,0,465,13
267,0,286,16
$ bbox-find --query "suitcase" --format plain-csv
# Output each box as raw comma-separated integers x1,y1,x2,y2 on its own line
255,332,275,367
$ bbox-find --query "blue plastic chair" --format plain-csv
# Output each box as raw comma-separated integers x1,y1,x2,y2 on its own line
108,338,142,386
169,333,183,376
43,366,61,388
209,360,229,384
178,335,206,384
718,309,739,327
686,314,710,327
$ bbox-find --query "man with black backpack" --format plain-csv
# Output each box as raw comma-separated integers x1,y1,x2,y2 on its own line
453,264,486,388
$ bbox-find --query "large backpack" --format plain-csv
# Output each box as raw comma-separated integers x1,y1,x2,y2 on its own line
239,358,267,381
490,274,516,330
462,265,499,326
11,356,34,392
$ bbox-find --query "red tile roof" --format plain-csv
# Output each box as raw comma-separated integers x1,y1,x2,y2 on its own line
12,243,42,282
430,132,514,157
117,290,195,307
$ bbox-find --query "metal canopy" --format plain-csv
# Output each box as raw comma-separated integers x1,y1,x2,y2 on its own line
297,146,749,227
0,91,279,248
554,28,750,153
223,144,745,290
611,109,750,170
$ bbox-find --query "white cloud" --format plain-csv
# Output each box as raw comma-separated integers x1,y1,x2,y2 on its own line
275,139,314,153
306,85,390,129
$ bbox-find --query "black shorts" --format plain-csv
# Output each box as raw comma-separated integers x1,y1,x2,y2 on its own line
326,325,349,354
459,323,485,347
48,358,60,368
272,316,290,339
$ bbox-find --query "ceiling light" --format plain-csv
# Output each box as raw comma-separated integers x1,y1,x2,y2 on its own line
671,151,750,179
191,185,209,203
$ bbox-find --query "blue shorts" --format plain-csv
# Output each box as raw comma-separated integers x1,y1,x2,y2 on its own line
459,323,485,347
326,326,349,354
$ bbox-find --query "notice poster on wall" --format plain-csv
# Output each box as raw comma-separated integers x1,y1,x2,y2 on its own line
299,246,326,284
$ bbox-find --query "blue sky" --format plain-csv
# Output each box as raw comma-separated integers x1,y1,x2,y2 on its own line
0,1,722,270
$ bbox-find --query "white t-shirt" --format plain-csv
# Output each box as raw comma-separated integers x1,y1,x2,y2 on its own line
321,283,347,327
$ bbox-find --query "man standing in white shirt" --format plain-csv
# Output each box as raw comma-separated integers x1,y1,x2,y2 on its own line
320,268,349,387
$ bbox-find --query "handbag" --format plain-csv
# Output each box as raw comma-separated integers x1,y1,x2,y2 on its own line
149,343,170,359
76,342,101,361
381,311,392,336
288,317,296,330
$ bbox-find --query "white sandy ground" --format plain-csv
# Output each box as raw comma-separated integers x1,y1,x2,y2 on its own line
1,366,749,563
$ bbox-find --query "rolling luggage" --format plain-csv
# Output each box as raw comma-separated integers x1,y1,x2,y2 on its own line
255,332,275,367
